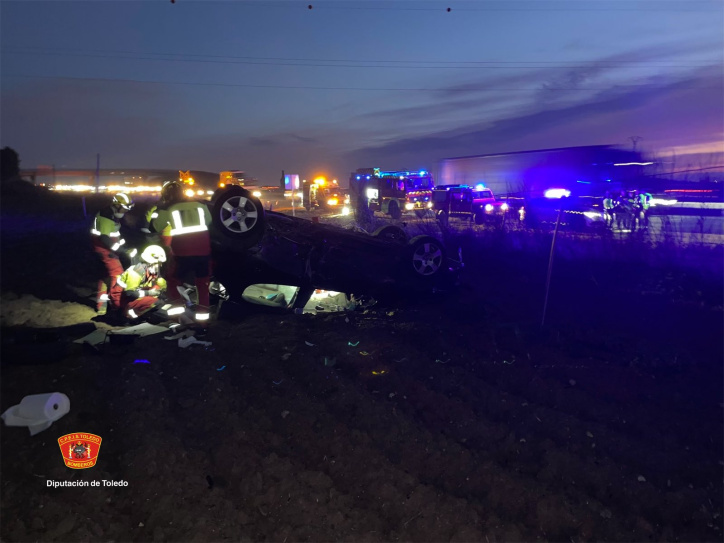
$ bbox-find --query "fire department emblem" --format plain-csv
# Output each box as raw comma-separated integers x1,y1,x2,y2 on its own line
57,433,102,469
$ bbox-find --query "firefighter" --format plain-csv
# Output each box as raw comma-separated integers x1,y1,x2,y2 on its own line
615,189,634,231
91,193,134,316
117,245,168,322
602,191,615,229
141,182,175,248
634,190,652,229
151,181,213,330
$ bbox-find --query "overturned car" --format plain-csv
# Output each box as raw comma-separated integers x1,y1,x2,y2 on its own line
207,186,463,312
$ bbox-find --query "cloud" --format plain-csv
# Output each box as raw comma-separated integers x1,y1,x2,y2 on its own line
344,65,723,172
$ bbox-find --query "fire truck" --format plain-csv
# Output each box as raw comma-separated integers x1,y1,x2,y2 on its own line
349,168,434,219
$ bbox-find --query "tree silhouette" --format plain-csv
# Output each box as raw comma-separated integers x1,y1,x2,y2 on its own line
0,147,20,183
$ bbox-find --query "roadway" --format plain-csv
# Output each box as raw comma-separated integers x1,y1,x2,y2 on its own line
261,203,723,245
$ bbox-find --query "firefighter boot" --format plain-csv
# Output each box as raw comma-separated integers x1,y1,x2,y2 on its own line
97,281,109,316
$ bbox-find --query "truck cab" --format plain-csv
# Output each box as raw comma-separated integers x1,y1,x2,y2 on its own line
351,168,434,220
432,184,509,225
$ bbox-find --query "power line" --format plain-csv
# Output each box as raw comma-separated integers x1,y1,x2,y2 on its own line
4,47,718,69
5,73,720,92
242,1,723,12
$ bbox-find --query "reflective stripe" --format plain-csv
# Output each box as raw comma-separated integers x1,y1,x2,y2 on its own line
195,312,210,321
169,208,208,236
129,248,138,258
99,294,110,301
128,309,138,319
90,229,120,237
117,278,128,288
167,306,186,316
151,212,158,219
111,238,126,251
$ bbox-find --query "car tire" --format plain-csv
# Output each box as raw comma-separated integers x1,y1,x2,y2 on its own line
372,225,409,244
436,210,449,227
388,200,402,220
211,186,266,245
407,235,446,279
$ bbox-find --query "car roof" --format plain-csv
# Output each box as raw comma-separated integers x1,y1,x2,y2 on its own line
434,184,490,190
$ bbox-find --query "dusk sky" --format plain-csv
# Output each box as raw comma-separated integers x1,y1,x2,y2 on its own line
1,0,723,185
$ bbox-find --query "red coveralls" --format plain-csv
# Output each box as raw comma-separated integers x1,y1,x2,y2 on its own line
117,262,167,320
90,206,126,313
152,200,212,311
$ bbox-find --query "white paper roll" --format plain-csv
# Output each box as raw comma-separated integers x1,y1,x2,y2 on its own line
17,393,70,422
1,392,70,436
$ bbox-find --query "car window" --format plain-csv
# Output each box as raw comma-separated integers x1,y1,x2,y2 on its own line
432,191,448,202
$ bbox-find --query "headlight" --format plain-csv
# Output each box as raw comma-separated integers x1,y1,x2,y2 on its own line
366,188,378,200
426,201,433,208
252,191,262,198
342,206,351,216
405,202,414,210
485,204,493,212
501,203,509,211
327,198,339,206
583,211,603,220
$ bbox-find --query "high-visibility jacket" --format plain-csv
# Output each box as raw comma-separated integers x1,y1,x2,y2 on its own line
117,263,167,298
638,193,652,210
90,206,125,252
143,204,173,248
603,197,614,211
151,201,212,257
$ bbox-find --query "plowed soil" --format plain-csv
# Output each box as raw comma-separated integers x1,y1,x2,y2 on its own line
1,185,722,542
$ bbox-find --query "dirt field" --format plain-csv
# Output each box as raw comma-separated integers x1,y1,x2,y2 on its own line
1,183,722,542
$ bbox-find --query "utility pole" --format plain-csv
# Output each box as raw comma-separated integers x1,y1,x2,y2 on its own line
95,153,100,193
629,136,643,153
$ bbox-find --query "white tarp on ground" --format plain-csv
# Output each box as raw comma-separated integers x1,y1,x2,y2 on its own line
74,322,169,346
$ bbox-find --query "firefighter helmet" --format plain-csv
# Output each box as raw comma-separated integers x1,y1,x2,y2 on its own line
141,245,167,265
112,193,134,212
161,180,184,203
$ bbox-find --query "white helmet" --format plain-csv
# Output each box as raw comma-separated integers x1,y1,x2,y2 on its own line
112,193,134,211
141,245,167,265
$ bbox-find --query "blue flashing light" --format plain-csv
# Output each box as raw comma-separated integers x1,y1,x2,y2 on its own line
356,175,360,180
419,170,426,176
474,183,486,190
576,180,591,184
606,179,611,182
544,188,571,199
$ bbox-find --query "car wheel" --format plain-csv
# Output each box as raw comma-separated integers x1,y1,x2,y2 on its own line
211,186,266,243
408,235,446,278
372,225,409,243
388,200,402,220
436,210,449,227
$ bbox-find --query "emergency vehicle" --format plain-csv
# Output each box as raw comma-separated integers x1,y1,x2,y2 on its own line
432,184,509,226
350,168,434,220
306,177,350,213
